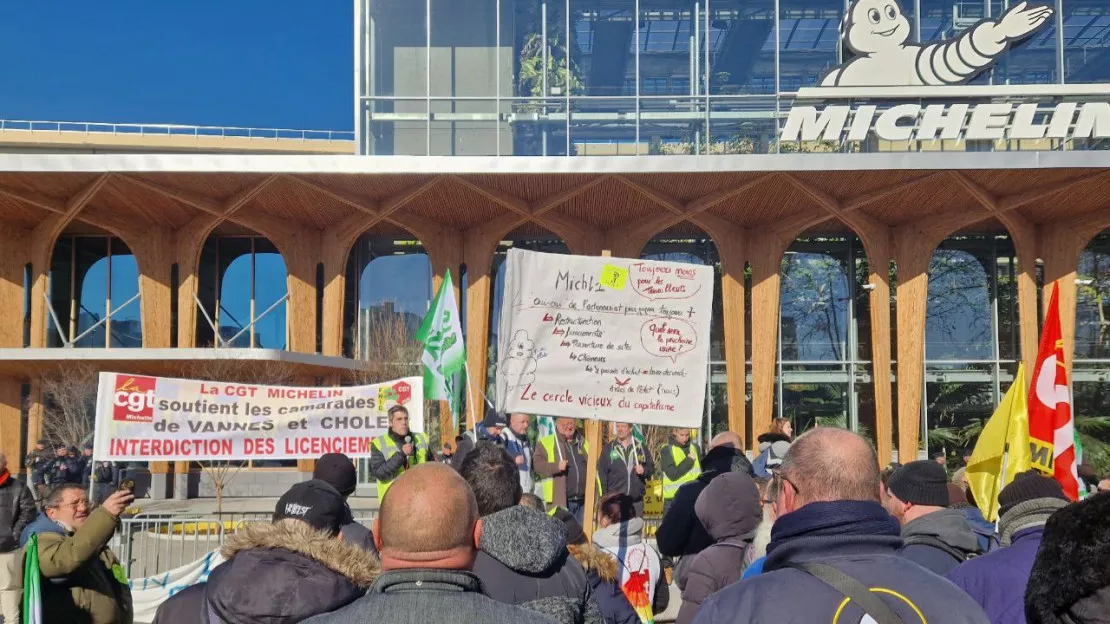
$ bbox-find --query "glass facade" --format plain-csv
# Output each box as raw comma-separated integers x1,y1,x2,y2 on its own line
358,0,1110,156
1075,231,1110,471
47,236,142,348
195,236,289,349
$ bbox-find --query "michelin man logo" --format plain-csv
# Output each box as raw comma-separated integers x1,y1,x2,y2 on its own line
500,330,538,388
821,0,1053,87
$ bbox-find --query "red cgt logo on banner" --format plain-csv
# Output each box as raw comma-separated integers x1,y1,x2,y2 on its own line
1027,285,1081,501
112,375,158,423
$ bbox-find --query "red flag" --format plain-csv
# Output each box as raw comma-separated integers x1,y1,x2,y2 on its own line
1027,284,1080,500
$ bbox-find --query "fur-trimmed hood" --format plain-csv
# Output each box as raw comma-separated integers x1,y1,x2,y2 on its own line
756,432,791,445
568,543,619,583
207,519,379,623
1026,494,1110,624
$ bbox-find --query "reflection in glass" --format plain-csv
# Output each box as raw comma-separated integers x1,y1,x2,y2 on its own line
779,0,842,91
48,236,142,348
782,382,847,434
1062,0,1110,83
196,237,287,350
926,242,993,361
1077,233,1110,361
925,381,993,454
344,236,433,360
781,244,851,362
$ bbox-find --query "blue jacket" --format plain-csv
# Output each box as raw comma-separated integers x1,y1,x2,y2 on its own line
947,526,1044,624
693,503,990,624
20,512,65,547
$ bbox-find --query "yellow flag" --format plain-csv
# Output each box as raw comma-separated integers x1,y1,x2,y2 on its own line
966,364,1032,522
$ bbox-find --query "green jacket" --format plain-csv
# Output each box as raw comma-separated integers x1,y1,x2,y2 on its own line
32,507,133,624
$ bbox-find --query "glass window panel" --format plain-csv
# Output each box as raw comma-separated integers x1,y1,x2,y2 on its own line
926,243,993,361
218,248,253,347
369,99,429,156
74,238,109,348
253,250,288,350
779,1,842,92
996,237,1020,362
430,0,498,99
1062,1,1110,83
509,99,569,156
107,248,142,348
780,241,851,362
569,98,639,155
708,0,775,95
571,0,633,97
926,381,994,455
781,382,848,434
516,0,573,98
989,1,1059,84
708,97,777,153
640,98,705,155
1077,232,1110,360
1073,378,1110,476
430,100,502,156
368,0,428,97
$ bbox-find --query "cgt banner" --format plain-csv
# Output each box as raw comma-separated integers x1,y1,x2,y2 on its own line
93,372,423,461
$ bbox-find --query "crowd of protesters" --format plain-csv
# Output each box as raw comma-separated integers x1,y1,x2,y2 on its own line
0,410,1103,624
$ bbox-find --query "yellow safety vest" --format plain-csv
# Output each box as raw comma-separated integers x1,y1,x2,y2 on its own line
538,435,592,504
372,432,429,500
661,443,701,500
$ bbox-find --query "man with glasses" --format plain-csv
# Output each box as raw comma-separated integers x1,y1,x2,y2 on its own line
20,484,134,623
691,428,990,624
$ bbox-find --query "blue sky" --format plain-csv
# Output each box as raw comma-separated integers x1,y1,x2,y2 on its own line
0,1,353,131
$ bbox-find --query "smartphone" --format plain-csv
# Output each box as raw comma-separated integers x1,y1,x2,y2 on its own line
118,478,135,492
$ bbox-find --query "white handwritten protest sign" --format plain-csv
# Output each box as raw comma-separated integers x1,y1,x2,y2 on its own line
93,373,422,461
495,249,712,427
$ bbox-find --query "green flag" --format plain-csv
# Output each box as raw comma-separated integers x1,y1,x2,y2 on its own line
415,270,466,427
23,533,42,624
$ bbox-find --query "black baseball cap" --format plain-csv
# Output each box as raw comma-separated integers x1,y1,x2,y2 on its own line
273,480,346,535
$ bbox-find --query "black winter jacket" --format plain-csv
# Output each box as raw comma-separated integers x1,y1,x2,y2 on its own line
1025,492,1110,624
471,505,603,624
0,475,36,552
656,446,754,558
152,520,379,624
598,440,653,503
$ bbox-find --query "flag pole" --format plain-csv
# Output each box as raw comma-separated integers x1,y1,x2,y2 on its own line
463,361,480,433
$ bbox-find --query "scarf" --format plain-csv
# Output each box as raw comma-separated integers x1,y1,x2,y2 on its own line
767,500,900,555
999,497,1069,546
0,469,9,487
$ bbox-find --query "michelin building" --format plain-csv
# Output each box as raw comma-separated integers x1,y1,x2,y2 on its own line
0,0,1108,498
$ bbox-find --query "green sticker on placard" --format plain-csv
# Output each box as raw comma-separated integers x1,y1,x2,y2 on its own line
112,563,128,586
599,264,628,290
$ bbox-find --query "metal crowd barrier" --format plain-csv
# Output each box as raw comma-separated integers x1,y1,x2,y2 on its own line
112,513,378,578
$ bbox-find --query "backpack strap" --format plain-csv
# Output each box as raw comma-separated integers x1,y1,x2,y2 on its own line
902,534,972,562
786,562,906,624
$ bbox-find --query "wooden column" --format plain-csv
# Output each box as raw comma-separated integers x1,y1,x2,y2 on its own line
462,228,498,432
863,235,894,467
997,214,1041,377
130,227,174,349
748,236,786,451
429,228,465,447
696,214,748,439
0,227,29,465
173,216,219,349
892,227,934,462
0,378,22,471
1041,223,1085,377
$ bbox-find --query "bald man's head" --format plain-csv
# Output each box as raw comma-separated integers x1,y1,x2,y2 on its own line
780,428,879,506
376,463,479,569
709,431,743,450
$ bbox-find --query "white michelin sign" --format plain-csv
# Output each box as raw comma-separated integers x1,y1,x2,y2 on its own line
780,0,1110,144
822,0,1052,87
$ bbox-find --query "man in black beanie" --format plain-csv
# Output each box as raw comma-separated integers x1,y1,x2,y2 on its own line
885,459,982,575
948,471,1070,624
314,452,377,555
